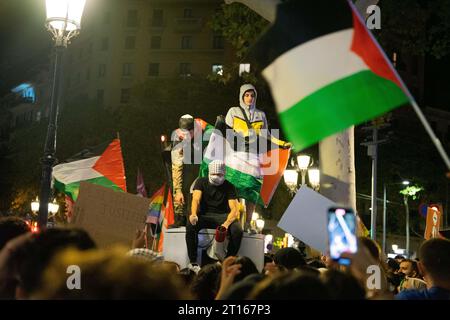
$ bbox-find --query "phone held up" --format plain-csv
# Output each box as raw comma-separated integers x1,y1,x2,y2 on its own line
327,207,357,266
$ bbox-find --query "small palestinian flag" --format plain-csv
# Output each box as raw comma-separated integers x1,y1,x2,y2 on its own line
252,0,410,151
52,139,127,201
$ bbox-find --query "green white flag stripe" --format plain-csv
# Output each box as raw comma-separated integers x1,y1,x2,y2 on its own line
52,156,101,184
203,133,262,178
201,131,262,204
262,29,368,113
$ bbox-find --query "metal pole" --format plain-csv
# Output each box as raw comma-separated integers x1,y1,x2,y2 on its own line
301,170,306,186
370,127,378,240
404,195,410,258
38,44,65,229
383,183,387,254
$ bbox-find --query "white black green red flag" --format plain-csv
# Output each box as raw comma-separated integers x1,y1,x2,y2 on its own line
251,0,410,151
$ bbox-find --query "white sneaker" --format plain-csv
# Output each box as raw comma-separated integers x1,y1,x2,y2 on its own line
188,263,201,274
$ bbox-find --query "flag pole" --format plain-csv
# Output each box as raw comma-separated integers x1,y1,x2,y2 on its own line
116,132,120,140
348,0,450,172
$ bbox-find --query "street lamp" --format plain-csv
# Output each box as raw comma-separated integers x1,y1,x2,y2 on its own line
38,0,87,229
31,197,40,213
296,154,311,185
283,169,299,194
399,184,422,258
307,167,320,191
382,180,409,254
255,218,265,233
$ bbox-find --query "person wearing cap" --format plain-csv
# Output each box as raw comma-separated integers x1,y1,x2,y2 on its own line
225,84,291,231
186,160,242,273
170,114,203,228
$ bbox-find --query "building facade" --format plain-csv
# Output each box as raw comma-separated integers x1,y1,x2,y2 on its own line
63,0,231,107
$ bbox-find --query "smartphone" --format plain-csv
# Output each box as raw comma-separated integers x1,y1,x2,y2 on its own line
327,207,357,266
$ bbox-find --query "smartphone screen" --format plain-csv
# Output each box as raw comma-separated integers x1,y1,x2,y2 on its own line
327,207,357,265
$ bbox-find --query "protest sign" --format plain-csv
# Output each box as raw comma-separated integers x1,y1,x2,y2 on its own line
278,186,336,253
72,182,149,248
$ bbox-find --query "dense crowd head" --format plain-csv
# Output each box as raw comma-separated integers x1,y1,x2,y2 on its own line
1,216,449,300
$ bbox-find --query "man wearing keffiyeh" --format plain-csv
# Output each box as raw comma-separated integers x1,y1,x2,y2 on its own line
185,160,243,273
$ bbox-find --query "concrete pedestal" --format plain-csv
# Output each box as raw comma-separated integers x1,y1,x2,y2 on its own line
163,227,265,271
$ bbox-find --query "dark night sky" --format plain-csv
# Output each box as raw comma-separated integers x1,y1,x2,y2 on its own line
0,0,51,95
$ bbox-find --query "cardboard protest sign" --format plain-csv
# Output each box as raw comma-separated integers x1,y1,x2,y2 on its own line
424,205,442,240
72,182,149,248
277,186,336,253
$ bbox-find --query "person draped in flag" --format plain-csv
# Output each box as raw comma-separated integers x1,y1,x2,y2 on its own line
225,84,290,230
186,160,242,273
170,114,207,228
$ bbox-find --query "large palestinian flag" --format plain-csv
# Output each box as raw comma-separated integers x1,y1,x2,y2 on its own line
199,118,290,206
251,0,410,151
52,139,127,201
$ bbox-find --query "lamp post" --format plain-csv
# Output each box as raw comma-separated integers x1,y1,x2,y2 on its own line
31,197,60,226
307,167,320,192
399,185,422,258
38,0,87,229
382,180,409,255
284,155,320,194
283,169,299,195
297,154,311,186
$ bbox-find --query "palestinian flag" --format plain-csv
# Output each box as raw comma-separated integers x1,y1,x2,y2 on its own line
251,0,410,151
52,139,127,201
199,118,290,206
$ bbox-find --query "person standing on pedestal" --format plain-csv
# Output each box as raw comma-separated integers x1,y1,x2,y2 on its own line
225,84,290,231
170,114,202,228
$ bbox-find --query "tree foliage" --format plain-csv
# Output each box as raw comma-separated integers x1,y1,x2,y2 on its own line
377,0,450,58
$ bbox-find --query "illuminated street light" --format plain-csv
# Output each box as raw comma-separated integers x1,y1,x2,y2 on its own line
38,0,87,229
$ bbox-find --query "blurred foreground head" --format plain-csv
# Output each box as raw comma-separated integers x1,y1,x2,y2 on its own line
419,238,450,284
0,216,30,250
13,227,96,299
33,247,190,299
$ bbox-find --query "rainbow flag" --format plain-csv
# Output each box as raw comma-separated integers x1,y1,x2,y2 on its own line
146,185,165,224
157,188,175,252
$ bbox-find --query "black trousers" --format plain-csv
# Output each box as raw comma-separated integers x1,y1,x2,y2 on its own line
186,212,243,263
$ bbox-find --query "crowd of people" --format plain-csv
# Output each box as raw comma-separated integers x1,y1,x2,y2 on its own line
1,215,449,300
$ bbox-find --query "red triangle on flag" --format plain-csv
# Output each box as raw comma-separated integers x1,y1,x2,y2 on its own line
165,188,175,226
93,139,127,192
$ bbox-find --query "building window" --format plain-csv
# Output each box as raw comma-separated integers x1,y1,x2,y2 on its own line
181,36,192,49
152,9,163,27
150,36,161,49
212,64,223,76
98,64,106,77
180,63,191,76
125,36,136,50
126,10,138,27
239,63,251,76
86,67,90,80
122,63,133,76
100,37,109,51
184,8,193,18
213,36,224,49
120,88,131,103
103,12,110,24
97,89,104,105
148,63,159,76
